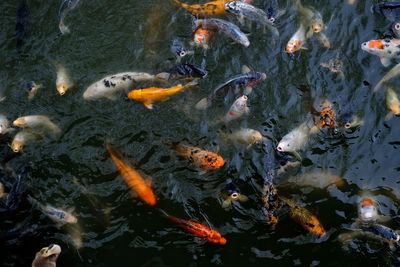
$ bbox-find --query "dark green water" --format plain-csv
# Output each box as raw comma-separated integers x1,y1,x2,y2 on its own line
1,0,400,266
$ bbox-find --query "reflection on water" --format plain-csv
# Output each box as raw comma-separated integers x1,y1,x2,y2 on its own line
1,0,400,266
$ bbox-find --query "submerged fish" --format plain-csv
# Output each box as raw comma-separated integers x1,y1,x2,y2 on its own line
195,71,266,110
280,197,326,237
386,87,400,120
32,244,61,267
358,198,379,222
13,115,61,136
320,57,344,77
0,114,13,135
225,1,279,37
106,144,157,206
285,23,307,53
374,63,400,91
194,19,250,47
361,223,400,243
193,27,212,49
11,130,42,153
277,121,312,160
156,64,208,80
361,39,400,67
28,195,78,226
295,0,325,34
285,171,344,189
23,81,42,100
128,80,198,109
170,143,225,171
224,95,250,123
314,100,337,130
170,38,193,59
55,63,73,95
221,181,248,208
337,113,363,129
160,209,227,244
173,0,230,16
58,0,80,34
220,128,262,148
83,72,157,100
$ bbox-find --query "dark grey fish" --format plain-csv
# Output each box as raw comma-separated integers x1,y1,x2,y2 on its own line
170,38,193,58
266,0,280,23
58,0,80,34
15,0,29,56
373,2,400,23
362,223,400,242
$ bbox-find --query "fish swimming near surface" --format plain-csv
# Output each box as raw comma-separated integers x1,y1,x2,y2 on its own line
23,81,42,100
337,113,363,129
277,121,312,160
106,144,157,206
156,64,208,81
284,171,344,189
28,195,78,226
220,181,248,208
224,1,279,37
314,100,337,130
11,130,42,153
358,198,379,222
361,39,400,67
58,0,80,34
55,63,73,95
170,38,194,60
220,128,263,148
294,0,325,35
13,115,61,137
193,26,213,49
361,224,400,243
374,63,400,91
280,197,326,237
170,143,225,172
385,87,400,120
285,23,307,53
195,70,266,110
223,95,250,123
159,209,227,244
266,0,284,24
0,114,14,135
83,72,157,100
194,18,250,47
32,244,61,267
172,0,230,17
128,80,198,109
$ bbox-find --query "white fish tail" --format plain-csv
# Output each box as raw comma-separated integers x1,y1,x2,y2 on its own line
59,21,70,34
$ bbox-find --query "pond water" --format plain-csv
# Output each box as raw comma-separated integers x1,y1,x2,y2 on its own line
1,0,400,266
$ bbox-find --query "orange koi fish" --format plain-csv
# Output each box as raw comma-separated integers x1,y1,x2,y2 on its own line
171,143,225,171
106,144,157,206
173,0,231,17
160,209,227,244
128,80,198,109
281,197,326,237
314,100,336,129
193,27,212,48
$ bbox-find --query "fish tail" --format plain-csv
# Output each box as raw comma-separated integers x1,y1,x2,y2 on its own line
59,21,70,35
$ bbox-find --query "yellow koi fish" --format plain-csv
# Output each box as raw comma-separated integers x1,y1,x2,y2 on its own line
173,0,231,16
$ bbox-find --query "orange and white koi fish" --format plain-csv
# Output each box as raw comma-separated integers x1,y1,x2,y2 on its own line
224,95,250,123
160,209,227,244
172,0,230,17
193,27,212,49
106,145,157,206
285,23,307,53
55,63,73,95
171,143,225,171
128,80,198,109
361,39,400,67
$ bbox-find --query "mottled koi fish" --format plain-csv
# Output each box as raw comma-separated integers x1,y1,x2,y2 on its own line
172,0,231,17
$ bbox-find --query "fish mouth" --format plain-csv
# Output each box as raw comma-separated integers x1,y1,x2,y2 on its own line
276,145,283,151
42,244,62,258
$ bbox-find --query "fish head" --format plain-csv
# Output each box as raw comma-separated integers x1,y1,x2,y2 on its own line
311,13,324,33
358,197,378,221
194,28,211,47
252,131,263,143
224,1,240,14
13,118,26,127
304,215,326,237
392,22,400,37
208,154,225,169
208,231,227,245
285,40,303,53
276,138,291,152
361,39,388,56
338,113,361,129
38,244,61,260
64,213,78,224
11,140,23,153
57,84,67,95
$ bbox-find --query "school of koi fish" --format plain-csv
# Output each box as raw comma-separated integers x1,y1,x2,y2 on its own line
2,0,400,266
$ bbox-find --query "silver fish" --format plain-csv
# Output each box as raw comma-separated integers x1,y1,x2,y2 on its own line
13,115,60,136
11,130,42,153
277,121,312,160
58,0,80,34
224,95,250,123
194,18,250,47
0,114,13,135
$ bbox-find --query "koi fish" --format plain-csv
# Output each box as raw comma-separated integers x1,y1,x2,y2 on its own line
55,63,73,95
280,197,326,237
195,70,266,110
358,198,378,222
156,64,207,81
277,121,312,160
13,115,61,136
159,209,227,244
170,38,194,60
28,195,78,226
32,244,61,267
285,23,307,53
374,63,400,91
128,80,198,109
314,100,337,129
361,224,400,243
221,181,248,208
361,39,400,67
385,87,400,120
170,143,225,171
220,128,262,148
193,27,212,49
11,130,42,153
106,144,157,206
285,171,344,189
337,113,363,129
172,0,230,17
224,95,250,123
294,0,324,34
0,114,13,135
194,18,250,47
23,81,42,100
58,0,80,34
83,72,157,100
225,1,279,37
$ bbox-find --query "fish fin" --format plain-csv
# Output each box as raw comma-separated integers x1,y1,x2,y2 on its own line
222,199,232,208
155,72,171,81
59,21,70,35
241,65,251,74
374,63,400,92
237,194,249,202
300,46,309,50
143,102,154,109
244,86,253,95
195,97,209,110
292,151,303,162
380,57,392,67
385,112,394,121
306,29,314,39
